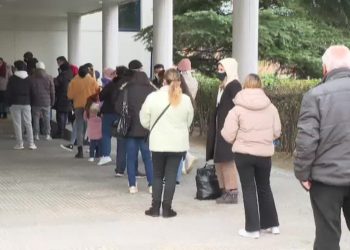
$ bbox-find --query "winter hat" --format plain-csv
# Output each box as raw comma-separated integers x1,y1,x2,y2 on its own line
36,61,46,70
177,58,191,72
128,60,143,70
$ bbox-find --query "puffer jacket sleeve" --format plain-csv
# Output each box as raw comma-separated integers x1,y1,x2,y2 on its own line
221,107,239,144
294,91,320,181
139,93,152,130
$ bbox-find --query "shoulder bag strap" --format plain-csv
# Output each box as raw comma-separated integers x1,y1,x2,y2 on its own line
149,104,170,134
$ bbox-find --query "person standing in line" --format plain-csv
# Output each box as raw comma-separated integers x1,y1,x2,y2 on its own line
84,97,102,162
206,58,241,204
98,66,129,166
140,68,194,217
0,57,12,119
115,59,155,194
6,60,36,150
152,64,164,89
54,57,74,139
222,74,281,239
67,65,99,158
29,62,55,141
23,52,38,76
294,45,350,250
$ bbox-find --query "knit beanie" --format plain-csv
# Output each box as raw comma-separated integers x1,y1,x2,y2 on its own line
177,58,191,72
36,61,46,70
128,60,143,70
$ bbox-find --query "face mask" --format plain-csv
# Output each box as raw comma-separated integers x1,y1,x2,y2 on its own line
217,72,226,81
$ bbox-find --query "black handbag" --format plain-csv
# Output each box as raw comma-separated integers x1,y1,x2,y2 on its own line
195,163,221,200
112,88,131,137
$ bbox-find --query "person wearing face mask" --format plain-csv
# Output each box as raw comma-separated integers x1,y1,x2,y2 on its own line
206,58,242,204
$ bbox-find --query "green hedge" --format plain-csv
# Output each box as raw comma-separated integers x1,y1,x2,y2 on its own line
193,74,319,154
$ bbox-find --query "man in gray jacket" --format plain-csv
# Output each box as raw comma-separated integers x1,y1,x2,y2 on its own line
294,45,350,250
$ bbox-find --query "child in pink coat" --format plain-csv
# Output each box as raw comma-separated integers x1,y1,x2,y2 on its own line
84,101,102,162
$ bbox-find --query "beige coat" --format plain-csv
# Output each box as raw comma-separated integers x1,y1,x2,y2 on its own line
221,88,281,157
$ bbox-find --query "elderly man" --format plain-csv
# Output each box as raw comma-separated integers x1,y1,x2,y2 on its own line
294,45,350,250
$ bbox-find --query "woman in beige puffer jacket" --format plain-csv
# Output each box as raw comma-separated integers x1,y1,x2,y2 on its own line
221,74,281,239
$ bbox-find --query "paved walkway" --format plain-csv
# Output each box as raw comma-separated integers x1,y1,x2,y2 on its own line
0,120,349,250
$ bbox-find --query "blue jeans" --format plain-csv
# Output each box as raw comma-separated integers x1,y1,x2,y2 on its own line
101,113,119,157
126,138,153,187
90,139,102,158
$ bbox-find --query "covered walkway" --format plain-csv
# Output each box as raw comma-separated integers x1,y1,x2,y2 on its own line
1,120,349,249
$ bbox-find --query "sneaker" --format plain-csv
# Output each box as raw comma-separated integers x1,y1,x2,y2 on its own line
88,157,94,162
14,144,24,150
115,172,124,177
34,135,40,141
60,144,73,152
29,144,37,150
136,171,146,178
45,135,52,141
261,226,280,235
149,186,152,194
238,229,260,239
129,186,138,194
97,156,112,166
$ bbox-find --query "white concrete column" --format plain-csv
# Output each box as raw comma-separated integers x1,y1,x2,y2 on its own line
67,13,81,66
153,0,173,69
102,0,119,70
232,0,259,81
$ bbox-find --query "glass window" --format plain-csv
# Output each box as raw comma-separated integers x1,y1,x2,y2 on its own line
119,0,141,32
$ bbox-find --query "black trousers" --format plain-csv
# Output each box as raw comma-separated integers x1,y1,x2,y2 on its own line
310,181,350,250
152,152,184,207
235,153,279,232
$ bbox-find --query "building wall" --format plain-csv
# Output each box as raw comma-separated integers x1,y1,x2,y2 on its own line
0,0,153,77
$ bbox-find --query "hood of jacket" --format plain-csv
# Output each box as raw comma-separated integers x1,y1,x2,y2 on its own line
234,88,271,111
218,58,239,86
14,71,28,79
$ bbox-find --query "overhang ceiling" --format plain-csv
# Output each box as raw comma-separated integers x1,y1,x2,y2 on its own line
0,0,128,18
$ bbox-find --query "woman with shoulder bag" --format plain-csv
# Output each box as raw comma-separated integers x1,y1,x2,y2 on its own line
140,68,194,218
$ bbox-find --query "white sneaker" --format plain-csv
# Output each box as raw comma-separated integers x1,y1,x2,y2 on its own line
29,144,37,150
129,186,138,194
238,229,260,239
88,157,94,162
115,173,124,177
34,135,40,141
45,135,52,141
261,226,280,235
97,156,112,166
149,186,152,194
14,144,24,150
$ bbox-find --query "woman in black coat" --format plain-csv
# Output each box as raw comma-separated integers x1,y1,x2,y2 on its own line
206,58,242,204
53,62,73,138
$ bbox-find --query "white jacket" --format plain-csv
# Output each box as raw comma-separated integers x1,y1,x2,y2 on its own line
140,86,194,152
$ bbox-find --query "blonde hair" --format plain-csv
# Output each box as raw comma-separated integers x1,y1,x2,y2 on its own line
243,74,262,89
164,68,182,106
322,45,350,72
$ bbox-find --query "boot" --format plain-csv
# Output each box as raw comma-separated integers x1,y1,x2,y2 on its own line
145,200,161,217
75,146,83,158
162,202,177,218
216,189,238,204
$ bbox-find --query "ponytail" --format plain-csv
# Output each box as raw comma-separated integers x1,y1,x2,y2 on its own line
164,68,183,106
